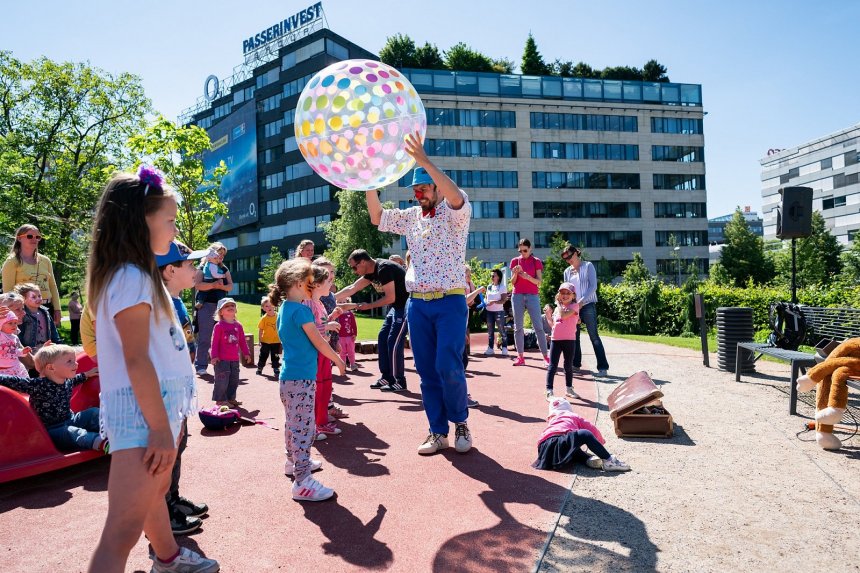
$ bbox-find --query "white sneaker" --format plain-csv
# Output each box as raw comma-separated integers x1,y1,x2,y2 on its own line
484,347,494,356
292,475,334,501
418,432,449,455
586,455,603,469
565,387,579,399
350,363,358,372
150,546,219,573
454,423,472,453
545,390,554,401
602,455,631,472
501,347,509,356
285,458,323,476
195,368,207,375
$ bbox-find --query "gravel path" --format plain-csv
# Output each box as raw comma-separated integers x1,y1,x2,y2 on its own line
539,336,860,573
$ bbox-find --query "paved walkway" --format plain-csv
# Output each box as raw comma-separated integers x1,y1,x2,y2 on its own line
0,335,858,572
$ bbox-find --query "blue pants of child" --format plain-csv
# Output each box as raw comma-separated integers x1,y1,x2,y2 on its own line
47,407,100,451
407,295,468,435
378,306,408,386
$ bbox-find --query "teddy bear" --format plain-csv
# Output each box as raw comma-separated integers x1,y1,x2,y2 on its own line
796,337,860,450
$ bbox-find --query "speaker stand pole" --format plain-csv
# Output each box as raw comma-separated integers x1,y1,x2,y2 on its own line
791,237,797,304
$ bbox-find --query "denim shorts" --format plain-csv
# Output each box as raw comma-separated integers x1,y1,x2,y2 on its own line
99,376,196,452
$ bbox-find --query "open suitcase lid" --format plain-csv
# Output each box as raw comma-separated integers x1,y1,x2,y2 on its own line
607,371,664,420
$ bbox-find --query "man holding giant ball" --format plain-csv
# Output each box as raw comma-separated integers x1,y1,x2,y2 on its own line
364,132,473,456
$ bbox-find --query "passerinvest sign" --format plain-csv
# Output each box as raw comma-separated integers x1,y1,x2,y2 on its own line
243,2,324,56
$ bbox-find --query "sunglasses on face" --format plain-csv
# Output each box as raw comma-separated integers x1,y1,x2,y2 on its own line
19,234,42,241
518,249,529,254
348,263,358,271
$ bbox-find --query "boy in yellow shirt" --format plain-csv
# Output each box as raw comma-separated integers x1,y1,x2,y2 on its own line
257,296,281,377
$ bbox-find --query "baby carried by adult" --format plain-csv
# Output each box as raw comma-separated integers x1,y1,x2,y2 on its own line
533,397,630,472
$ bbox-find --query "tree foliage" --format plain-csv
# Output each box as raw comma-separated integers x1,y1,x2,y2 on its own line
491,58,517,74
551,59,576,77
0,51,151,291
600,66,643,81
719,208,774,286
538,233,570,306
521,33,551,76
320,190,396,289
258,245,285,292
642,59,670,82
415,42,445,69
596,256,613,284
444,42,494,72
841,234,860,284
128,116,227,250
770,211,842,288
622,252,652,285
378,34,418,69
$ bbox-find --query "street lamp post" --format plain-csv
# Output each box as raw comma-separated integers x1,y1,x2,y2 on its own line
673,246,681,286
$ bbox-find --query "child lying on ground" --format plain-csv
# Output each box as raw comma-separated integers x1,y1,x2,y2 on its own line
532,397,630,472
0,344,104,452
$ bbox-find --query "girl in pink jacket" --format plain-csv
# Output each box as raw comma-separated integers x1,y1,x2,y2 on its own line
533,397,630,472
210,297,251,407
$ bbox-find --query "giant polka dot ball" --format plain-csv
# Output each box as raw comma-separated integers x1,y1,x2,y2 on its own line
294,59,426,191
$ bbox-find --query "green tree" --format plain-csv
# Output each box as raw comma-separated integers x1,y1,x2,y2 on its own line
414,42,445,69
0,52,150,290
792,211,842,287
320,190,396,289
642,59,670,82
600,65,643,81
571,62,599,78
622,252,652,285
444,42,493,72
520,33,551,76
719,208,774,286
538,233,570,306
491,58,517,74
841,234,860,284
258,245,285,292
551,59,575,77
596,256,613,284
128,116,227,250
378,34,418,69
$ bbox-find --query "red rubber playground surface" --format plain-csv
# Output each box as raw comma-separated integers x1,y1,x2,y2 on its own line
0,334,599,572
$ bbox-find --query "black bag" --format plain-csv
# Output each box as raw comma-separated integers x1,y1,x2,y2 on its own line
767,302,807,351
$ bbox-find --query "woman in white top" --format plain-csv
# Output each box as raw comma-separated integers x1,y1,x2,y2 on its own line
483,269,509,356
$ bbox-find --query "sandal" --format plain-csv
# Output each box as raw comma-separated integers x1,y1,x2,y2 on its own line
328,405,349,419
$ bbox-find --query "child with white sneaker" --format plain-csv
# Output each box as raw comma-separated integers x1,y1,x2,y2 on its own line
269,258,345,502
336,297,358,371
544,282,580,400
533,397,630,472
483,269,509,356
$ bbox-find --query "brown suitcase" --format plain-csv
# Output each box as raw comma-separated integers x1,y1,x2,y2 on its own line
607,371,674,438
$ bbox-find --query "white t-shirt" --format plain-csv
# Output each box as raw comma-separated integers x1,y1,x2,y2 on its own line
485,283,507,313
95,265,195,426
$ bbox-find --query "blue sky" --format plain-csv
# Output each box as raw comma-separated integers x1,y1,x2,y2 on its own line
5,0,858,218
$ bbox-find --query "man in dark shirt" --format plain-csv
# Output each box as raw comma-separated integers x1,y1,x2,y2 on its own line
336,249,409,392
0,344,102,451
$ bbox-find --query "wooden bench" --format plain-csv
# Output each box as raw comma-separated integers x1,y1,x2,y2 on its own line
736,305,860,415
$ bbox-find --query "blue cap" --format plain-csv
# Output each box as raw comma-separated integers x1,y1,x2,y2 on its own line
155,242,212,268
411,167,433,186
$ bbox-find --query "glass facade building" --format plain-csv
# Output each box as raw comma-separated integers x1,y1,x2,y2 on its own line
185,28,707,299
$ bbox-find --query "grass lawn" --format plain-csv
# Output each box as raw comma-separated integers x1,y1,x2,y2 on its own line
604,330,717,352
234,301,384,342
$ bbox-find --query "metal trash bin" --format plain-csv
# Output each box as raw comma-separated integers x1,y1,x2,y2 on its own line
716,307,755,373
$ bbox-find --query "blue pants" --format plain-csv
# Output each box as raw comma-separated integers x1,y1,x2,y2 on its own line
485,310,507,347
378,307,408,385
47,407,100,451
512,293,548,356
573,302,609,371
407,295,468,435
213,360,240,401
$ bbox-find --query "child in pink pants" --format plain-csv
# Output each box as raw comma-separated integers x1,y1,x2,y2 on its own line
337,306,357,371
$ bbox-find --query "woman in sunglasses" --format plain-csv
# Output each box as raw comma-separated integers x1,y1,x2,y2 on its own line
561,245,609,377
509,238,549,367
2,224,62,324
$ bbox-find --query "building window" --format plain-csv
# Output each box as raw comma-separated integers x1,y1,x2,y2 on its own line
650,117,703,134
260,148,276,165
255,67,280,90
471,201,520,218
197,115,214,129
263,118,283,138
283,73,314,98
395,171,518,188
530,112,637,132
656,258,707,275
425,108,516,128
426,139,517,158
654,202,707,218
534,231,642,249
653,174,705,190
326,39,349,59
532,143,639,160
652,145,704,162
260,93,283,112
533,202,641,218
284,136,298,153
467,231,520,249
655,231,707,247
833,172,859,189
532,172,641,189
284,109,295,128
822,196,846,210
260,214,330,242
285,162,313,181
263,172,284,190
213,102,232,119
266,185,330,215
821,157,833,170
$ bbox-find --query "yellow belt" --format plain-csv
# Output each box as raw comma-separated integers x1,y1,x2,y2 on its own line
410,288,466,301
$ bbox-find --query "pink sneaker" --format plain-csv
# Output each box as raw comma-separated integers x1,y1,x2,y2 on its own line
544,355,550,366
512,356,526,366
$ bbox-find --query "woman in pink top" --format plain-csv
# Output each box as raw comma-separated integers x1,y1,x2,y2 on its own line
544,282,580,399
210,297,251,407
509,238,548,366
533,397,630,472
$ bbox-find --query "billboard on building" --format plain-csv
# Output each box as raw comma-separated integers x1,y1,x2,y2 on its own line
203,101,258,234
